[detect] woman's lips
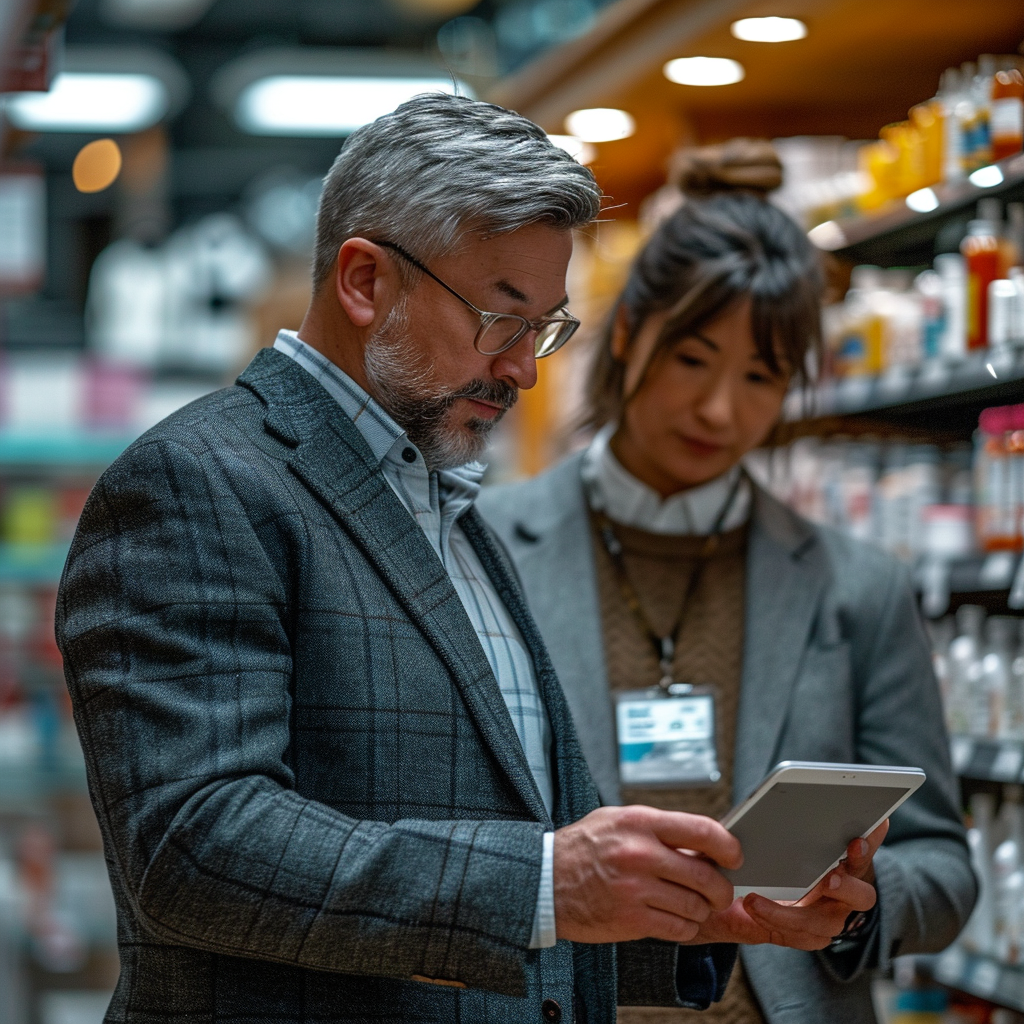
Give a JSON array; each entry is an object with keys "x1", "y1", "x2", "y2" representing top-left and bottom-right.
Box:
[{"x1": 678, "y1": 435, "x2": 727, "y2": 457}]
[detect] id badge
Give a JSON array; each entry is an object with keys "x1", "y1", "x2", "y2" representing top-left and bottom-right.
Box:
[{"x1": 615, "y1": 687, "x2": 720, "y2": 787}]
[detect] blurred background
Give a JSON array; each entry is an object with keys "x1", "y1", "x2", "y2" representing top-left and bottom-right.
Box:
[{"x1": 1, "y1": 0, "x2": 1024, "y2": 1021}]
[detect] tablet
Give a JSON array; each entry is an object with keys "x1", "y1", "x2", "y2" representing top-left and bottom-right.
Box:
[{"x1": 719, "y1": 761, "x2": 926, "y2": 900}]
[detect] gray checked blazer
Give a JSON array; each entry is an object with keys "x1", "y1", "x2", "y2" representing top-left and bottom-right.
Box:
[
  {"x1": 56, "y1": 348, "x2": 735, "y2": 1024},
  {"x1": 478, "y1": 452, "x2": 978, "y2": 1024}
]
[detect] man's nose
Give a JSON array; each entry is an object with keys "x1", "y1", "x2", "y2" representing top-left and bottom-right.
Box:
[{"x1": 491, "y1": 333, "x2": 539, "y2": 391}]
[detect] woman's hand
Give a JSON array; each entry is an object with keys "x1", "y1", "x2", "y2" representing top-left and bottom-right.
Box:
[{"x1": 683, "y1": 820, "x2": 888, "y2": 950}]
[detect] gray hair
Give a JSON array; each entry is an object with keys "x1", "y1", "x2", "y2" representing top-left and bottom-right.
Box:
[{"x1": 311, "y1": 92, "x2": 601, "y2": 289}]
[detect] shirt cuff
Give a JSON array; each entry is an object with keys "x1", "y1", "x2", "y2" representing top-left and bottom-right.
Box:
[{"x1": 529, "y1": 831, "x2": 556, "y2": 948}]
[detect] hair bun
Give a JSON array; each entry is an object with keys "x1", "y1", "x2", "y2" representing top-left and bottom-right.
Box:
[{"x1": 671, "y1": 138, "x2": 782, "y2": 198}]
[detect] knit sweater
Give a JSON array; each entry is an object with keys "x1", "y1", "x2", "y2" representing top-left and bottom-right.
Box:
[{"x1": 590, "y1": 514, "x2": 766, "y2": 1024}]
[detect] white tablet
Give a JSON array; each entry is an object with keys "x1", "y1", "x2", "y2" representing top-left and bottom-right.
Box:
[{"x1": 719, "y1": 761, "x2": 926, "y2": 900}]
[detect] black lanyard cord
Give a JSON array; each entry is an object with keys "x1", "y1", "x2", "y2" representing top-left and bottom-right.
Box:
[{"x1": 591, "y1": 468, "x2": 747, "y2": 691}]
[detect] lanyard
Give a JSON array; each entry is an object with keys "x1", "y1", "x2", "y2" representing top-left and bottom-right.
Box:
[{"x1": 589, "y1": 469, "x2": 746, "y2": 692}]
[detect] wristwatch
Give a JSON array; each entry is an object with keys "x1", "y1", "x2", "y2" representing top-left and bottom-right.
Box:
[{"x1": 828, "y1": 905, "x2": 878, "y2": 956}]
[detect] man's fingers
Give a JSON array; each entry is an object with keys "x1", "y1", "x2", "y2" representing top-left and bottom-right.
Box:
[
  {"x1": 742, "y1": 894, "x2": 846, "y2": 946},
  {"x1": 845, "y1": 819, "x2": 889, "y2": 875},
  {"x1": 653, "y1": 847, "x2": 736, "y2": 912},
  {"x1": 643, "y1": 907, "x2": 702, "y2": 945},
  {"x1": 647, "y1": 809, "x2": 743, "y2": 871}
]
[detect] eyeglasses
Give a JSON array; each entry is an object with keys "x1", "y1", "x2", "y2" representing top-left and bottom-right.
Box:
[{"x1": 374, "y1": 239, "x2": 580, "y2": 359}]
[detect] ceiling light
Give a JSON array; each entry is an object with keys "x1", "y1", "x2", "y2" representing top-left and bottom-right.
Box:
[
  {"x1": 663, "y1": 57, "x2": 744, "y2": 87},
  {"x1": 563, "y1": 107, "x2": 634, "y2": 143},
  {"x1": 730, "y1": 17, "x2": 807, "y2": 42},
  {"x1": 2, "y1": 72, "x2": 168, "y2": 132},
  {"x1": 236, "y1": 76, "x2": 463, "y2": 136},
  {"x1": 547, "y1": 134, "x2": 596, "y2": 164},
  {"x1": 906, "y1": 187, "x2": 939, "y2": 213},
  {"x1": 969, "y1": 164, "x2": 1005, "y2": 188}
]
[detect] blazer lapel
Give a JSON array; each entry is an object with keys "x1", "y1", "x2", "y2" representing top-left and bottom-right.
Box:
[
  {"x1": 733, "y1": 486, "x2": 829, "y2": 801},
  {"x1": 461, "y1": 509, "x2": 601, "y2": 827},
  {"x1": 239, "y1": 350, "x2": 548, "y2": 821}
]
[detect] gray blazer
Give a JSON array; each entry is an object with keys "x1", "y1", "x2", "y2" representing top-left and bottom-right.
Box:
[
  {"x1": 56, "y1": 350, "x2": 733, "y2": 1024},
  {"x1": 479, "y1": 452, "x2": 978, "y2": 1024}
]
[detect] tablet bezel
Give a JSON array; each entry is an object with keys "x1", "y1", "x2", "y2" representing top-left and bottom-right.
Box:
[{"x1": 719, "y1": 761, "x2": 927, "y2": 900}]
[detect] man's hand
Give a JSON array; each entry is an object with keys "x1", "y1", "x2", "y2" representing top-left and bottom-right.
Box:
[
  {"x1": 553, "y1": 805, "x2": 743, "y2": 944},
  {"x1": 683, "y1": 820, "x2": 889, "y2": 951}
]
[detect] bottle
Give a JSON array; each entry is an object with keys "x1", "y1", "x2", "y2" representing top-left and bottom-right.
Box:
[
  {"x1": 958, "y1": 62, "x2": 982, "y2": 174},
  {"x1": 991, "y1": 279, "x2": 1018, "y2": 350},
  {"x1": 914, "y1": 269, "x2": 944, "y2": 361},
  {"x1": 939, "y1": 67, "x2": 965, "y2": 182},
  {"x1": 962, "y1": 218, "x2": 1002, "y2": 350},
  {"x1": 934, "y1": 252, "x2": 967, "y2": 359},
  {"x1": 946, "y1": 604, "x2": 985, "y2": 736},
  {"x1": 910, "y1": 99, "x2": 944, "y2": 187},
  {"x1": 1011, "y1": 266, "x2": 1024, "y2": 347},
  {"x1": 985, "y1": 615, "x2": 1018, "y2": 736},
  {"x1": 964, "y1": 791, "x2": 997, "y2": 953},
  {"x1": 992, "y1": 64, "x2": 1024, "y2": 162},
  {"x1": 972, "y1": 55, "x2": 997, "y2": 168},
  {"x1": 977, "y1": 406, "x2": 1015, "y2": 551},
  {"x1": 1007, "y1": 202, "x2": 1024, "y2": 269}
]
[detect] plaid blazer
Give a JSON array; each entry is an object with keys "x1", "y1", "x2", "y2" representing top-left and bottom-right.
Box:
[{"x1": 56, "y1": 348, "x2": 732, "y2": 1023}]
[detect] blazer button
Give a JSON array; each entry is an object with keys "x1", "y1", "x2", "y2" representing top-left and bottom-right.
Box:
[{"x1": 541, "y1": 998, "x2": 562, "y2": 1022}]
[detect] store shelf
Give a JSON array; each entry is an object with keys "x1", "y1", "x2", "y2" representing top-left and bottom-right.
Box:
[
  {"x1": 0, "y1": 433, "x2": 134, "y2": 467},
  {"x1": 930, "y1": 945, "x2": 1024, "y2": 1012},
  {"x1": 950, "y1": 736, "x2": 1024, "y2": 784},
  {"x1": 785, "y1": 352, "x2": 1024, "y2": 423},
  {"x1": 814, "y1": 152, "x2": 1024, "y2": 267},
  {"x1": 0, "y1": 543, "x2": 70, "y2": 583}
]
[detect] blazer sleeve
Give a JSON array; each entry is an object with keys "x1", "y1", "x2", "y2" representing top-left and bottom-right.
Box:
[
  {"x1": 615, "y1": 939, "x2": 736, "y2": 1008},
  {"x1": 56, "y1": 436, "x2": 546, "y2": 997},
  {"x1": 819, "y1": 554, "x2": 978, "y2": 981}
]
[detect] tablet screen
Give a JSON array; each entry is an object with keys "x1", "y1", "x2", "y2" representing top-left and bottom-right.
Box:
[{"x1": 725, "y1": 781, "x2": 911, "y2": 888}]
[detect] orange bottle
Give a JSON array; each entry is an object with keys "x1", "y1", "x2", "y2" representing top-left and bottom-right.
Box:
[
  {"x1": 992, "y1": 67, "x2": 1024, "y2": 162},
  {"x1": 962, "y1": 219, "x2": 1002, "y2": 349}
]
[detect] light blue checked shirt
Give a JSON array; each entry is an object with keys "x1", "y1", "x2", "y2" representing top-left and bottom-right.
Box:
[{"x1": 274, "y1": 331, "x2": 556, "y2": 948}]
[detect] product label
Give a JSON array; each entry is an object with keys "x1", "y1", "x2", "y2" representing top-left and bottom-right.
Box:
[{"x1": 992, "y1": 98, "x2": 1024, "y2": 140}]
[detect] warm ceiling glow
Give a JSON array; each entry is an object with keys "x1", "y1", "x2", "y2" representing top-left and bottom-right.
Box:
[
  {"x1": 663, "y1": 57, "x2": 745, "y2": 87},
  {"x1": 3, "y1": 73, "x2": 168, "y2": 132},
  {"x1": 730, "y1": 17, "x2": 807, "y2": 42},
  {"x1": 72, "y1": 139, "x2": 123, "y2": 193},
  {"x1": 563, "y1": 108, "x2": 634, "y2": 143},
  {"x1": 236, "y1": 76, "x2": 464, "y2": 135},
  {"x1": 807, "y1": 220, "x2": 847, "y2": 251},
  {"x1": 547, "y1": 134, "x2": 596, "y2": 164}
]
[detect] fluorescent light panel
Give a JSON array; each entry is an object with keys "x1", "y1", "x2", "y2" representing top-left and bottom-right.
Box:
[
  {"x1": 663, "y1": 57, "x2": 745, "y2": 87},
  {"x1": 3, "y1": 72, "x2": 168, "y2": 132},
  {"x1": 236, "y1": 76, "x2": 462, "y2": 135},
  {"x1": 731, "y1": 17, "x2": 807, "y2": 42}
]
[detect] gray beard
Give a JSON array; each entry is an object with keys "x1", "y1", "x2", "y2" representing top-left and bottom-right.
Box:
[{"x1": 363, "y1": 302, "x2": 517, "y2": 471}]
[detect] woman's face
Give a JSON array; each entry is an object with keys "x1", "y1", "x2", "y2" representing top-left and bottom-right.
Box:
[{"x1": 610, "y1": 297, "x2": 791, "y2": 497}]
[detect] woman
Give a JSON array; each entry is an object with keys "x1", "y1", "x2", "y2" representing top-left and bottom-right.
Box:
[{"x1": 478, "y1": 166, "x2": 976, "y2": 1024}]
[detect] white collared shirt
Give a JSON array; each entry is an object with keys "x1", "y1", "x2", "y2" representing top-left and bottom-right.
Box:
[
  {"x1": 273, "y1": 331, "x2": 555, "y2": 948},
  {"x1": 581, "y1": 423, "x2": 752, "y2": 534}
]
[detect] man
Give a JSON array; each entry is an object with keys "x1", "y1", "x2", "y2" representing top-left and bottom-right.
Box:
[{"x1": 56, "y1": 94, "x2": 877, "y2": 1024}]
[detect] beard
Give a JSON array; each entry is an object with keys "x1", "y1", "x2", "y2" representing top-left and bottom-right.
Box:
[{"x1": 363, "y1": 300, "x2": 518, "y2": 471}]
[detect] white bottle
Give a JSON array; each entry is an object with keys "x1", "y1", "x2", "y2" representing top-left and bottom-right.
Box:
[
  {"x1": 947, "y1": 604, "x2": 985, "y2": 736},
  {"x1": 934, "y1": 253, "x2": 968, "y2": 360},
  {"x1": 985, "y1": 616, "x2": 1018, "y2": 738},
  {"x1": 964, "y1": 792, "x2": 997, "y2": 953}
]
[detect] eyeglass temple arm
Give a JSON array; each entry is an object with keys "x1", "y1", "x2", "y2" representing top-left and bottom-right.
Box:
[{"x1": 373, "y1": 240, "x2": 489, "y2": 317}]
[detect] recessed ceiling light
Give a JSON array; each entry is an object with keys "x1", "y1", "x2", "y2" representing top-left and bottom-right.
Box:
[
  {"x1": 236, "y1": 76, "x2": 464, "y2": 136},
  {"x1": 730, "y1": 17, "x2": 807, "y2": 42},
  {"x1": 663, "y1": 57, "x2": 745, "y2": 87},
  {"x1": 2, "y1": 73, "x2": 169, "y2": 132},
  {"x1": 547, "y1": 134, "x2": 596, "y2": 164},
  {"x1": 807, "y1": 220, "x2": 846, "y2": 251},
  {"x1": 563, "y1": 108, "x2": 634, "y2": 143},
  {"x1": 969, "y1": 164, "x2": 1005, "y2": 188}
]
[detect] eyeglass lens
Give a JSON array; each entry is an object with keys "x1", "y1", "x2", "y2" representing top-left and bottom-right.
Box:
[{"x1": 475, "y1": 315, "x2": 576, "y2": 358}]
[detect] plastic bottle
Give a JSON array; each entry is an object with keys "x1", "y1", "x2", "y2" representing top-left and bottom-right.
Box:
[
  {"x1": 946, "y1": 604, "x2": 985, "y2": 736},
  {"x1": 939, "y1": 67, "x2": 965, "y2": 182},
  {"x1": 992, "y1": 64, "x2": 1024, "y2": 162},
  {"x1": 914, "y1": 269, "x2": 945, "y2": 361},
  {"x1": 971, "y1": 55, "x2": 996, "y2": 169},
  {"x1": 964, "y1": 791, "x2": 997, "y2": 953},
  {"x1": 958, "y1": 62, "x2": 982, "y2": 174},
  {"x1": 1010, "y1": 266, "x2": 1024, "y2": 347},
  {"x1": 977, "y1": 406, "x2": 1015, "y2": 551},
  {"x1": 991, "y1": 279, "x2": 1018, "y2": 350},
  {"x1": 839, "y1": 266, "x2": 886, "y2": 375},
  {"x1": 962, "y1": 218, "x2": 1003, "y2": 350},
  {"x1": 934, "y1": 252, "x2": 967, "y2": 359},
  {"x1": 984, "y1": 615, "x2": 1018, "y2": 736}
]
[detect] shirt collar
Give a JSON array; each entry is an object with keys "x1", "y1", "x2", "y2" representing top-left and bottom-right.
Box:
[
  {"x1": 272, "y1": 330, "x2": 485, "y2": 504},
  {"x1": 581, "y1": 423, "x2": 751, "y2": 535}
]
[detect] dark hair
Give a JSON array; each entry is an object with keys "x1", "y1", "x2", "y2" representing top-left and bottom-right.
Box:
[{"x1": 583, "y1": 183, "x2": 822, "y2": 430}]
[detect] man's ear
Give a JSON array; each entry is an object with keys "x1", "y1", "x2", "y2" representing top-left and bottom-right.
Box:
[
  {"x1": 610, "y1": 304, "x2": 630, "y2": 362},
  {"x1": 334, "y1": 238, "x2": 390, "y2": 328}
]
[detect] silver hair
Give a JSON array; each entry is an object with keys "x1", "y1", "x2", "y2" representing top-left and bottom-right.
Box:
[{"x1": 312, "y1": 92, "x2": 601, "y2": 289}]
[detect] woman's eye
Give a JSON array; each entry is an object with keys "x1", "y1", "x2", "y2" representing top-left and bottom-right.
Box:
[{"x1": 676, "y1": 353, "x2": 705, "y2": 367}]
